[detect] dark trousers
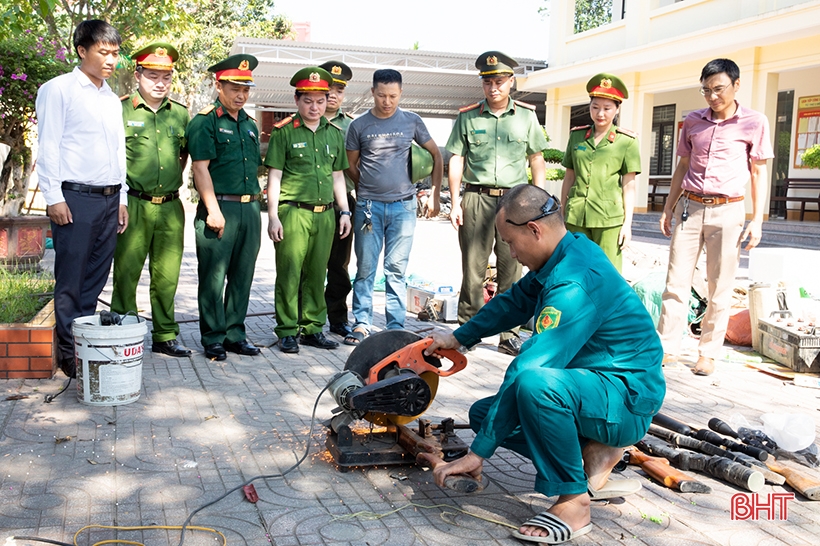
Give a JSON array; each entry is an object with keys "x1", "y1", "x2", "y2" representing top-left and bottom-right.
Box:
[
  {"x1": 324, "y1": 192, "x2": 355, "y2": 325},
  {"x1": 51, "y1": 190, "x2": 120, "y2": 364}
]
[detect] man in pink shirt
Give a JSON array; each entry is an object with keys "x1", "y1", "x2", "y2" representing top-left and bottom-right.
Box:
[{"x1": 657, "y1": 58, "x2": 773, "y2": 376}]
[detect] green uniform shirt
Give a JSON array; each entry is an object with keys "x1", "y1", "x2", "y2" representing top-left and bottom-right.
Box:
[
  {"x1": 122, "y1": 93, "x2": 189, "y2": 194},
  {"x1": 446, "y1": 99, "x2": 547, "y2": 187},
  {"x1": 327, "y1": 110, "x2": 355, "y2": 192},
  {"x1": 562, "y1": 124, "x2": 641, "y2": 228},
  {"x1": 186, "y1": 99, "x2": 262, "y2": 194},
  {"x1": 453, "y1": 232, "x2": 665, "y2": 458},
  {"x1": 263, "y1": 113, "x2": 349, "y2": 204}
]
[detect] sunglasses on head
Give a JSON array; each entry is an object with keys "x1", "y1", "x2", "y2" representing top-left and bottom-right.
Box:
[{"x1": 505, "y1": 196, "x2": 560, "y2": 226}]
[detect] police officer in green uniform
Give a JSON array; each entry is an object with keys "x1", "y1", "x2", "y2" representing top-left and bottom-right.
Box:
[
  {"x1": 186, "y1": 54, "x2": 262, "y2": 360},
  {"x1": 318, "y1": 60, "x2": 356, "y2": 338},
  {"x1": 112, "y1": 42, "x2": 192, "y2": 357},
  {"x1": 561, "y1": 73, "x2": 641, "y2": 273},
  {"x1": 425, "y1": 185, "x2": 665, "y2": 544},
  {"x1": 446, "y1": 51, "x2": 548, "y2": 356},
  {"x1": 264, "y1": 67, "x2": 351, "y2": 353}
]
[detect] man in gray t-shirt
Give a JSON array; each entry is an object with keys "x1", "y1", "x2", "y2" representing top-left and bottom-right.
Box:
[{"x1": 344, "y1": 68, "x2": 443, "y2": 344}]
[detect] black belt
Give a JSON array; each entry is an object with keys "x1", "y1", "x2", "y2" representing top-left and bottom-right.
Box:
[
  {"x1": 128, "y1": 189, "x2": 180, "y2": 204},
  {"x1": 216, "y1": 194, "x2": 258, "y2": 203},
  {"x1": 62, "y1": 182, "x2": 121, "y2": 196},
  {"x1": 282, "y1": 201, "x2": 332, "y2": 213},
  {"x1": 391, "y1": 194, "x2": 415, "y2": 203},
  {"x1": 464, "y1": 184, "x2": 509, "y2": 197}
]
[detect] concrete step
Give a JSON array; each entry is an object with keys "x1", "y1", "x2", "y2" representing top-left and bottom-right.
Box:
[{"x1": 632, "y1": 213, "x2": 820, "y2": 250}]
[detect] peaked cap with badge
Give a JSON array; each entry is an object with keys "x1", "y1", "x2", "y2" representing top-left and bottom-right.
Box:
[
  {"x1": 290, "y1": 66, "x2": 333, "y2": 93},
  {"x1": 132, "y1": 42, "x2": 178, "y2": 70},
  {"x1": 476, "y1": 51, "x2": 518, "y2": 77},
  {"x1": 587, "y1": 73, "x2": 629, "y2": 103},
  {"x1": 318, "y1": 61, "x2": 353, "y2": 87},
  {"x1": 209, "y1": 54, "x2": 258, "y2": 86}
]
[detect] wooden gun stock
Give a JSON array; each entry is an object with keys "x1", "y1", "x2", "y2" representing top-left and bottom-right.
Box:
[
  {"x1": 766, "y1": 459, "x2": 820, "y2": 501},
  {"x1": 627, "y1": 448, "x2": 711, "y2": 493}
]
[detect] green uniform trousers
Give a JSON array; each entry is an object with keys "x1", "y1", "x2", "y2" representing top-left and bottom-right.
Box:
[
  {"x1": 458, "y1": 191, "x2": 522, "y2": 341},
  {"x1": 566, "y1": 223, "x2": 623, "y2": 272},
  {"x1": 111, "y1": 196, "x2": 185, "y2": 342},
  {"x1": 469, "y1": 367, "x2": 651, "y2": 497},
  {"x1": 275, "y1": 204, "x2": 335, "y2": 338},
  {"x1": 194, "y1": 200, "x2": 261, "y2": 345}
]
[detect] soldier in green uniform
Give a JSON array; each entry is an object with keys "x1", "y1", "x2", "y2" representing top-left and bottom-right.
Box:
[
  {"x1": 560, "y1": 73, "x2": 641, "y2": 273},
  {"x1": 264, "y1": 67, "x2": 351, "y2": 354},
  {"x1": 446, "y1": 51, "x2": 548, "y2": 356},
  {"x1": 186, "y1": 54, "x2": 263, "y2": 360},
  {"x1": 112, "y1": 43, "x2": 191, "y2": 357},
  {"x1": 318, "y1": 60, "x2": 356, "y2": 338}
]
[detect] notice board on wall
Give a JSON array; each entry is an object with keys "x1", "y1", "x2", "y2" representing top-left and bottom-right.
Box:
[{"x1": 795, "y1": 95, "x2": 820, "y2": 168}]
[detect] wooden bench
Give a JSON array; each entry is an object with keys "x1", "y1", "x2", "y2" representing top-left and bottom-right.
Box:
[
  {"x1": 647, "y1": 178, "x2": 672, "y2": 211},
  {"x1": 769, "y1": 178, "x2": 820, "y2": 221}
]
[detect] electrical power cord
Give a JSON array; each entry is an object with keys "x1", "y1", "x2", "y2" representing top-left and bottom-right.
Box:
[{"x1": 9, "y1": 384, "x2": 330, "y2": 546}]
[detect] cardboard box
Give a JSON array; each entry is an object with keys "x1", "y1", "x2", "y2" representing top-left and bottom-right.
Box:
[{"x1": 406, "y1": 287, "x2": 459, "y2": 322}]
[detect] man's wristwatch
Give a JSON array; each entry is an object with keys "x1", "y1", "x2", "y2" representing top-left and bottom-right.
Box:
[{"x1": 340, "y1": 210, "x2": 352, "y2": 216}]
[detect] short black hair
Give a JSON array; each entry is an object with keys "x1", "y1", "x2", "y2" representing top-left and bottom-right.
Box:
[
  {"x1": 497, "y1": 184, "x2": 564, "y2": 227},
  {"x1": 73, "y1": 19, "x2": 121, "y2": 57},
  {"x1": 373, "y1": 69, "x2": 402, "y2": 88},
  {"x1": 700, "y1": 58, "x2": 740, "y2": 84},
  {"x1": 295, "y1": 90, "x2": 329, "y2": 100}
]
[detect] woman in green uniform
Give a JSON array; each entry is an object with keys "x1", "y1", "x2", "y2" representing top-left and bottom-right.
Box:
[{"x1": 560, "y1": 73, "x2": 641, "y2": 272}]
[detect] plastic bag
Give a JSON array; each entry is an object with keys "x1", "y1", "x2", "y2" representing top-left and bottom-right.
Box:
[
  {"x1": 725, "y1": 308, "x2": 753, "y2": 346},
  {"x1": 760, "y1": 412, "x2": 816, "y2": 452}
]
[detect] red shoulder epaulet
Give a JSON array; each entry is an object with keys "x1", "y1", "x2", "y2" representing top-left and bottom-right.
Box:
[
  {"x1": 459, "y1": 102, "x2": 481, "y2": 113},
  {"x1": 570, "y1": 125, "x2": 591, "y2": 131},
  {"x1": 616, "y1": 127, "x2": 638, "y2": 138},
  {"x1": 273, "y1": 115, "x2": 294, "y2": 129},
  {"x1": 514, "y1": 100, "x2": 536, "y2": 110},
  {"x1": 120, "y1": 94, "x2": 130, "y2": 102}
]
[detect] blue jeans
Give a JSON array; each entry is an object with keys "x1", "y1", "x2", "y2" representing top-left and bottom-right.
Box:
[{"x1": 352, "y1": 196, "x2": 417, "y2": 331}]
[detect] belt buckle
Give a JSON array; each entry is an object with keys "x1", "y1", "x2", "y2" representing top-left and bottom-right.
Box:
[
  {"x1": 313, "y1": 205, "x2": 325, "y2": 213},
  {"x1": 151, "y1": 195, "x2": 164, "y2": 204},
  {"x1": 240, "y1": 194, "x2": 251, "y2": 203},
  {"x1": 702, "y1": 197, "x2": 715, "y2": 205},
  {"x1": 489, "y1": 188, "x2": 503, "y2": 197}
]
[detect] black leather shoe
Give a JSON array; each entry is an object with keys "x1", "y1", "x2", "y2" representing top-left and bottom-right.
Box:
[
  {"x1": 329, "y1": 322, "x2": 353, "y2": 337},
  {"x1": 300, "y1": 332, "x2": 339, "y2": 350},
  {"x1": 59, "y1": 357, "x2": 77, "y2": 379},
  {"x1": 152, "y1": 339, "x2": 193, "y2": 357},
  {"x1": 204, "y1": 343, "x2": 227, "y2": 361},
  {"x1": 279, "y1": 335, "x2": 299, "y2": 353},
  {"x1": 224, "y1": 339, "x2": 261, "y2": 356},
  {"x1": 498, "y1": 337, "x2": 522, "y2": 356}
]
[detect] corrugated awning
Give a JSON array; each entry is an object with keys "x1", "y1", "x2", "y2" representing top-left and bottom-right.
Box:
[{"x1": 230, "y1": 38, "x2": 548, "y2": 120}]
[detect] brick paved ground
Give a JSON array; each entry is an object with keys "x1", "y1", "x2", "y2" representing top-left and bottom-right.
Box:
[{"x1": 1, "y1": 214, "x2": 818, "y2": 545}]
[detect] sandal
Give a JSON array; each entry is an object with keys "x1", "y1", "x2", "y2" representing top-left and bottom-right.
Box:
[
  {"x1": 343, "y1": 327, "x2": 368, "y2": 346},
  {"x1": 511, "y1": 512, "x2": 592, "y2": 544}
]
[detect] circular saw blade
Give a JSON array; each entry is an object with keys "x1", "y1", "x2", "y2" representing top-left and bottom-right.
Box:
[{"x1": 344, "y1": 330, "x2": 440, "y2": 425}]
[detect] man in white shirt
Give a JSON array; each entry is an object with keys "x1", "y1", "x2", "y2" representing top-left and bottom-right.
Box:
[{"x1": 35, "y1": 20, "x2": 128, "y2": 378}]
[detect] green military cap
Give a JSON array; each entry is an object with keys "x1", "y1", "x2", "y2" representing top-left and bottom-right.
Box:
[
  {"x1": 587, "y1": 73, "x2": 629, "y2": 102},
  {"x1": 318, "y1": 61, "x2": 353, "y2": 87},
  {"x1": 409, "y1": 143, "x2": 434, "y2": 182},
  {"x1": 132, "y1": 42, "x2": 178, "y2": 70},
  {"x1": 290, "y1": 66, "x2": 333, "y2": 92},
  {"x1": 476, "y1": 51, "x2": 518, "y2": 77},
  {"x1": 208, "y1": 54, "x2": 258, "y2": 86}
]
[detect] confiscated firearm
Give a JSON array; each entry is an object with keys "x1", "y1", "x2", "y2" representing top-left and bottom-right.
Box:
[
  {"x1": 637, "y1": 435, "x2": 764, "y2": 492},
  {"x1": 625, "y1": 447, "x2": 711, "y2": 493},
  {"x1": 653, "y1": 413, "x2": 769, "y2": 461},
  {"x1": 708, "y1": 417, "x2": 777, "y2": 454}
]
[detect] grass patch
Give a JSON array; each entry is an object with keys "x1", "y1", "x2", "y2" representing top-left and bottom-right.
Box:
[{"x1": 0, "y1": 268, "x2": 55, "y2": 323}]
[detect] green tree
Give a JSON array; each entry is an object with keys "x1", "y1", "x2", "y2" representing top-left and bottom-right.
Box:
[{"x1": 539, "y1": 0, "x2": 613, "y2": 33}]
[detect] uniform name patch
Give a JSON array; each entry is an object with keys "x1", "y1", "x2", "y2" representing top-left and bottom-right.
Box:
[
  {"x1": 127, "y1": 120, "x2": 144, "y2": 127},
  {"x1": 535, "y1": 306, "x2": 561, "y2": 333},
  {"x1": 218, "y1": 128, "x2": 234, "y2": 134},
  {"x1": 472, "y1": 129, "x2": 486, "y2": 134},
  {"x1": 292, "y1": 142, "x2": 307, "y2": 148},
  {"x1": 576, "y1": 145, "x2": 587, "y2": 151}
]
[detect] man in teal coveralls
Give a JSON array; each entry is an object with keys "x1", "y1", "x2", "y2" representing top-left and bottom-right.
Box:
[
  {"x1": 425, "y1": 184, "x2": 665, "y2": 544},
  {"x1": 112, "y1": 42, "x2": 192, "y2": 357},
  {"x1": 264, "y1": 66, "x2": 352, "y2": 353},
  {"x1": 186, "y1": 54, "x2": 263, "y2": 361}
]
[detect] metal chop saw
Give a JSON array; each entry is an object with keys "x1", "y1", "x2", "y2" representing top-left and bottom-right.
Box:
[{"x1": 325, "y1": 330, "x2": 471, "y2": 469}]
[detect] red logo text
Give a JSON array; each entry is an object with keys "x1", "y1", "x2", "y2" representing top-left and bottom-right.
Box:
[{"x1": 731, "y1": 493, "x2": 794, "y2": 520}]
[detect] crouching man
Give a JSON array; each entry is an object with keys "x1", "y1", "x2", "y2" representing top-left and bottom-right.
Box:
[{"x1": 424, "y1": 184, "x2": 666, "y2": 544}]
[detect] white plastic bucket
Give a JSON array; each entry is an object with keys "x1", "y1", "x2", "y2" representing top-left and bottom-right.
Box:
[{"x1": 72, "y1": 314, "x2": 147, "y2": 406}]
